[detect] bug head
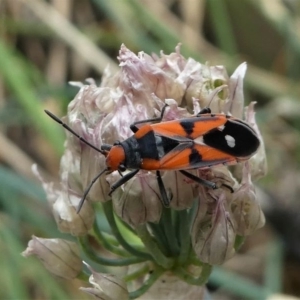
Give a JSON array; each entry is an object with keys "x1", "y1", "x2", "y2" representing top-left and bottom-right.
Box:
[{"x1": 105, "y1": 144, "x2": 125, "y2": 171}]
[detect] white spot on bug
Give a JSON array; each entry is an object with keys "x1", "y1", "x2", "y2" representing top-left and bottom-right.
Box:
[
  {"x1": 194, "y1": 136, "x2": 204, "y2": 145},
  {"x1": 225, "y1": 135, "x2": 235, "y2": 148},
  {"x1": 218, "y1": 125, "x2": 225, "y2": 131}
]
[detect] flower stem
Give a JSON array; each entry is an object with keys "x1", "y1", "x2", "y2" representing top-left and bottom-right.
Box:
[
  {"x1": 177, "y1": 209, "x2": 192, "y2": 264},
  {"x1": 78, "y1": 236, "x2": 146, "y2": 266},
  {"x1": 77, "y1": 271, "x2": 89, "y2": 281},
  {"x1": 148, "y1": 222, "x2": 170, "y2": 255},
  {"x1": 234, "y1": 235, "x2": 245, "y2": 250},
  {"x1": 160, "y1": 207, "x2": 179, "y2": 255},
  {"x1": 128, "y1": 267, "x2": 164, "y2": 299},
  {"x1": 93, "y1": 221, "x2": 131, "y2": 257},
  {"x1": 174, "y1": 263, "x2": 212, "y2": 285},
  {"x1": 102, "y1": 201, "x2": 152, "y2": 260},
  {"x1": 123, "y1": 264, "x2": 150, "y2": 282},
  {"x1": 135, "y1": 224, "x2": 174, "y2": 269}
]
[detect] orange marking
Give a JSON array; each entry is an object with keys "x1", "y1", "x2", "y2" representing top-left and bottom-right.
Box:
[
  {"x1": 151, "y1": 115, "x2": 227, "y2": 139},
  {"x1": 156, "y1": 145, "x2": 236, "y2": 170},
  {"x1": 193, "y1": 144, "x2": 235, "y2": 164},
  {"x1": 158, "y1": 148, "x2": 192, "y2": 170},
  {"x1": 141, "y1": 158, "x2": 161, "y2": 170},
  {"x1": 190, "y1": 115, "x2": 227, "y2": 139},
  {"x1": 134, "y1": 124, "x2": 152, "y2": 139}
]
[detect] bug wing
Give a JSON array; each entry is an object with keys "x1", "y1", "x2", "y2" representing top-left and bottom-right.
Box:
[
  {"x1": 149, "y1": 115, "x2": 236, "y2": 170},
  {"x1": 158, "y1": 143, "x2": 237, "y2": 170},
  {"x1": 151, "y1": 115, "x2": 227, "y2": 140}
]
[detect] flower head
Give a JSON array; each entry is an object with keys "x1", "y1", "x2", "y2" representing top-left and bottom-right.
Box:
[{"x1": 27, "y1": 44, "x2": 266, "y2": 298}]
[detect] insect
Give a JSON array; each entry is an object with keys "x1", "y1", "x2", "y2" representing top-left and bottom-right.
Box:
[{"x1": 45, "y1": 105, "x2": 260, "y2": 212}]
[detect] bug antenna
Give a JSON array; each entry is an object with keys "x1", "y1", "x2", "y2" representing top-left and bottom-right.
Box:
[
  {"x1": 76, "y1": 168, "x2": 108, "y2": 213},
  {"x1": 45, "y1": 110, "x2": 106, "y2": 155},
  {"x1": 221, "y1": 183, "x2": 234, "y2": 193}
]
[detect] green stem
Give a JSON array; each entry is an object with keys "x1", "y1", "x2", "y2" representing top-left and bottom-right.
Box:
[
  {"x1": 234, "y1": 235, "x2": 246, "y2": 251},
  {"x1": 93, "y1": 221, "x2": 130, "y2": 257},
  {"x1": 160, "y1": 207, "x2": 179, "y2": 256},
  {"x1": 188, "y1": 254, "x2": 202, "y2": 266},
  {"x1": 177, "y1": 209, "x2": 192, "y2": 264},
  {"x1": 124, "y1": 264, "x2": 150, "y2": 282},
  {"x1": 77, "y1": 271, "x2": 89, "y2": 281},
  {"x1": 102, "y1": 201, "x2": 152, "y2": 260},
  {"x1": 129, "y1": 267, "x2": 164, "y2": 299},
  {"x1": 135, "y1": 224, "x2": 174, "y2": 269},
  {"x1": 116, "y1": 214, "x2": 139, "y2": 236},
  {"x1": 101, "y1": 232, "x2": 119, "y2": 246},
  {"x1": 148, "y1": 222, "x2": 170, "y2": 256},
  {"x1": 78, "y1": 236, "x2": 146, "y2": 266},
  {"x1": 174, "y1": 263, "x2": 212, "y2": 286}
]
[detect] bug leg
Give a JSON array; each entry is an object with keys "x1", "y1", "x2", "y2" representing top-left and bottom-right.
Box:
[
  {"x1": 180, "y1": 170, "x2": 234, "y2": 192},
  {"x1": 77, "y1": 168, "x2": 108, "y2": 213},
  {"x1": 220, "y1": 183, "x2": 234, "y2": 193},
  {"x1": 156, "y1": 171, "x2": 171, "y2": 207},
  {"x1": 108, "y1": 169, "x2": 140, "y2": 195},
  {"x1": 179, "y1": 170, "x2": 217, "y2": 189},
  {"x1": 130, "y1": 104, "x2": 168, "y2": 133}
]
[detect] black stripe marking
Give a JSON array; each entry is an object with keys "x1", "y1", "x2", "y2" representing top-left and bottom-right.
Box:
[
  {"x1": 180, "y1": 120, "x2": 194, "y2": 135},
  {"x1": 203, "y1": 119, "x2": 260, "y2": 157},
  {"x1": 156, "y1": 135, "x2": 180, "y2": 159},
  {"x1": 137, "y1": 130, "x2": 159, "y2": 160},
  {"x1": 189, "y1": 147, "x2": 202, "y2": 164}
]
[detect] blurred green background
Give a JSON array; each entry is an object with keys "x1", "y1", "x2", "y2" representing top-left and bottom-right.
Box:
[{"x1": 1, "y1": 0, "x2": 300, "y2": 299}]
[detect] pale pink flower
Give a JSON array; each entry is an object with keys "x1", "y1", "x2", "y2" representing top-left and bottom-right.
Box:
[
  {"x1": 80, "y1": 262, "x2": 129, "y2": 300},
  {"x1": 22, "y1": 236, "x2": 82, "y2": 279},
  {"x1": 230, "y1": 161, "x2": 265, "y2": 236},
  {"x1": 192, "y1": 188, "x2": 235, "y2": 265},
  {"x1": 28, "y1": 44, "x2": 266, "y2": 299}
]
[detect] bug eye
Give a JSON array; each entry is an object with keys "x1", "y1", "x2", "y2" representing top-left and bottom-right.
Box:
[
  {"x1": 119, "y1": 164, "x2": 126, "y2": 172},
  {"x1": 101, "y1": 144, "x2": 112, "y2": 151}
]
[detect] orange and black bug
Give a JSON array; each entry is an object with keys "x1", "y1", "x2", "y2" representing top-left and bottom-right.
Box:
[{"x1": 45, "y1": 105, "x2": 260, "y2": 212}]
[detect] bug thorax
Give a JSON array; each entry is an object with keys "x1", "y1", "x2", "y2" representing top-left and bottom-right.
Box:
[{"x1": 106, "y1": 145, "x2": 126, "y2": 170}]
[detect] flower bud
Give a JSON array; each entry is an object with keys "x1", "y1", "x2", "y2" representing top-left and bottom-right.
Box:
[
  {"x1": 200, "y1": 166, "x2": 238, "y2": 190},
  {"x1": 230, "y1": 162, "x2": 265, "y2": 236},
  {"x1": 192, "y1": 188, "x2": 235, "y2": 265},
  {"x1": 185, "y1": 64, "x2": 229, "y2": 113},
  {"x1": 163, "y1": 171, "x2": 196, "y2": 210},
  {"x1": 245, "y1": 102, "x2": 267, "y2": 180},
  {"x1": 32, "y1": 165, "x2": 95, "y2": 236},
  {"x1": 160, "y1": 98, "x2": 191, "y2": 121},
  {"x1": 118, "y1": 44, "x2": 185, "y2": 106},
  {"x1": 22, "y1": 236, "x2": 82, "y2": 279},
  {"x1": 224, "y1": 62, "x2": 247, "y2": 118},
  {"x1": 109, "y1": 171, "x2": 162, "y2": 226},
  {"x1": 80, "y1": 262, "x2": 129, "y2": 300}
]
